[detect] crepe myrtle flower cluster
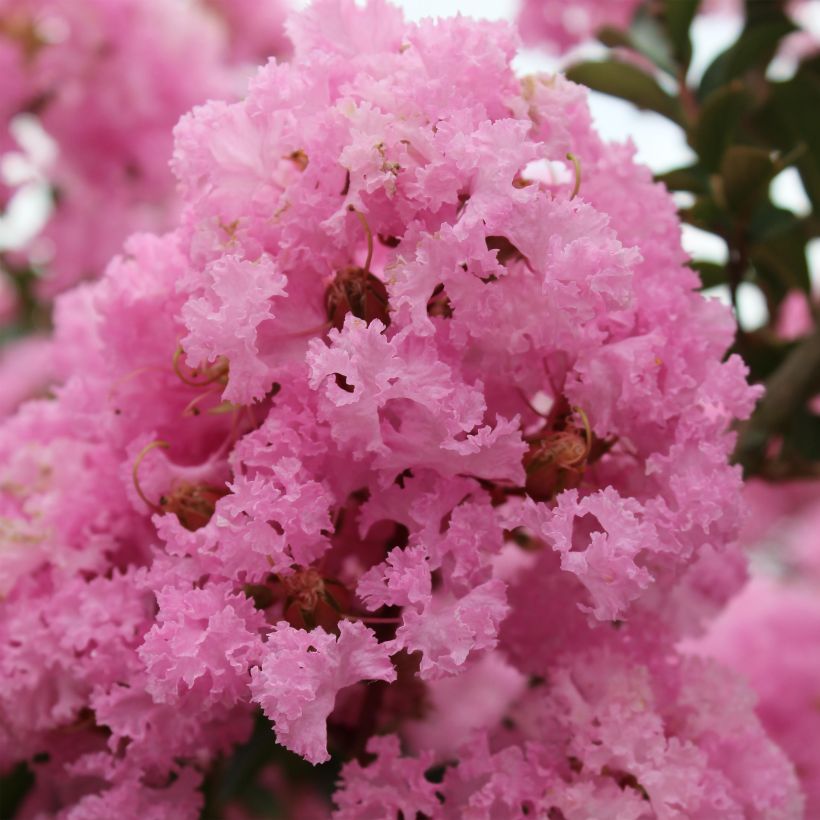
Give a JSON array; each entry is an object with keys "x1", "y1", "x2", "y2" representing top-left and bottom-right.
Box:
[
  {"x1": 0, "y1": 1, "x2": 803, "y2": 817},
  {"x1": 0, "y1": 0, "x2": 288, "y2": 300}
]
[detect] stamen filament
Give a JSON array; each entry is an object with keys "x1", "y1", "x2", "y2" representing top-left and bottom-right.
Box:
[
  {"x1": 107, "y1": 365, "x2": 165, "y2": 401},
  {"x1": 132, "y1": 440, "x2": 170, "y2": 513},
  {"x1": 567, "y1": 152, "x2": 581, "y2": 200},
  {"x1": 572, "y1": 406, "x2": 592, "y2": 457},
  {"x1": 173, "y1": 345, "x2": 227, "y2": 387},
  {"x1": 350, "y1": 207, "x2": 374, "y2": 274}
]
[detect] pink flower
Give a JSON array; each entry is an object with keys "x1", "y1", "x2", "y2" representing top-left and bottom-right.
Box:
[
  {"x1": 139, "y1": 583, "x2": 265, "y2": 707},
  {"x1": 334, "y1": 735, "x2": 439, "y2": 819},
  {"x1": 0, "y1": 0, "x2": 285, "y2": 301},
  {"x1": 518, "y1": 0, "x2": 642, "y2": 52},
  {"x1": 0, "y1": 1, "x2": 784, "y2": 814},
  {"x1": 250, "y1": 621, "x2": 396, "y2": 764}
]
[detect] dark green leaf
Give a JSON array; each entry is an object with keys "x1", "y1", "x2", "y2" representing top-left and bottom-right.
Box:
[
  {"x1": 761, "y1": 62, "x2": 820, "y2": 210},
  {"x1": 744, "y1": 0, "x2": 794, "y2": 27},
  {"x1": 780, "y1": 406, "x2": 820, "y2": 461},
  {"x1": 733, "y1": 332, "x2": 797, "y2": 384},
  {"x1": 680, "y1": 195, "x2": 731, "y2": 232},
  {"x1": 690, "y1": 260, "x2": 728, "y2": 289},
  {"x1": 698, "y1": 12, "x2": 796, "y2": 99},
  {"x1": 748, "y1": 202, "x2": 805, "y2": 243},
  {"x1": 628, "y1": 9, "x2": 677, "y2": 75},
  {"x1": 597, "y1": 26, "x2": 632, "y2": 50},
  {"x1": 693, "y1": 82, "x2": 750, "y2": 170},
  {"x1": 597, "y1": 10, "x2": 677, "y2": 76},
  {"x1": 747, "y1": 202, "x2": 812, "y2": 312},
  {"x1": 662, "y1": 0, "x2": 700, "y2": 66},
  {"x1": 655, "y1": 165, "x2": 708, "y2": 193},
  {"x1": 565, "y1": 61, "x2": 683, "y2": 124},
  {"x1": 718, "y1": 146, "x2": 776, "y2": 218},
  {"x1": 750, "y1": 226, "x2": 811, "y2": 304},
  {"x1": 799, "y1": 53, "x2": 820, "y2": 81},
  {"x1": 201, "y1": 712, "x2": 337, "y2": 819}
]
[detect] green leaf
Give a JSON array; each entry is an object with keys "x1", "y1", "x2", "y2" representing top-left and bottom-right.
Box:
[
  {"x1": 662, "y1": 0, "x2": 700, "y2": 67},
  {"x1": 751, "y1": 243, "x2": 809, "y2": 310},
  {"x1": 740, "y1": 204, "x2": 811, "y2": 316},
  {"x1": 201, "y1": 712, "x2": 337, "y2": 819},
  {"x1": 698, "y1": 12, "x2": 796, "y2": 99},
  {"x1": 690, "y1": 259, "x2": 728, "y2": 289},
  {"x1": 780, "y1": 406, "x2": 820, "y2": 462},
  {"x1": 761, "y1": 61, "x2": 820, "y2": 210},
  {"x1": 799, "y1": 53, "x2": 820, "y2": 80},
  {"x1": 597, "y1": 10, "x2": 677, "y2": 76},
  {"x1": 749, "y1": 202, "x2": 806, "y2": 243},
  {"x1": 680, "y1": 195, "x2": 731, "y2": 233},
  {"x1": 655, "y1": 165, "x2": 708, "y2": 193},
  {"x1": 734, "y1": 333, "x2": 797, "y2": 385},
  {"x1": 628, "y1": 9, "x2": 677, "y2": 75},
  {"x1": 693, "y1": 82, "x2": 750, "y2": 171},
  {"x1": 718, "y1": 146, "x2": 776, "y2": 218},
  {"x1": 744, "y1": 0, "x2": 793, "y2": 27},
  {"x1": 565, "y1": 60, "x2": 683, "y2": 124},
  {"x1": 597, "y1": 26, "x2": 629, "y2": 48}
]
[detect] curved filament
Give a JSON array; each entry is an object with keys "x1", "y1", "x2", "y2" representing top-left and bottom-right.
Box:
[
  {"x1": 173, "y1": 345, "x2": 228, "y2": 388},
  {"x1": 132, "y1": 440, "x2": 170, "y2": 513}
]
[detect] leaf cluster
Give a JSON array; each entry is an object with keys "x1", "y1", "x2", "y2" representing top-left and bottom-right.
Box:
[{"x1": 566, "y1": 0, "x2": 820, "y2": 480}]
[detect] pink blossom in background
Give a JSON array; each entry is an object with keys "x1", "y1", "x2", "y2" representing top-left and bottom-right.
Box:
[
  {"x1": 204, "y1": 0, "x2": 291, "y2": 62},
  {"x1": 518, "y1": 0, "x2": 641, "y2": 52},
  {"x1": 0, "y1": 333, "x2": 53, "y2": 418},
  {"x1": 0, "y1": 0, "x2": 289, "y2": 299},
  {"x1": 688, "y1": 478, "x2": 820, "y2": 813},
  {"x1": 694, "y1": 576, "x2": 820, "y2": 816},
  {"x1": 518, "y1": 0, "x2": 816, "y2": 55},
  {"x1": 0, "y1": 0, "x2": 808, "y2": 816},
  {"x1": 777, "y1": 290, "x2": 814, "y2": 341},
  {"x1": 740, "y1": 478, "x2": 820, "y2": 550}
]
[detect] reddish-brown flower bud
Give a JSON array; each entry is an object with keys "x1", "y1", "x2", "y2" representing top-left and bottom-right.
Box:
[
  {"x1": 524, "y1": 430, "x2": 589, "y2": 502},
  {"x1": 325, "y1": 266, "x2": 391, "y2": 330},
  {"x1": 523, "y1": 407, "x2": 592, "y2": 502},
  {"x1": 279, "y1": 567, "x2": 351, "y2": 632},
  {"x1": 427, "y1": 283, "x2": 453, "y2": 318},
  {"x1": 159, "y1": 481, "x2": 229, "y2": 531}
]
